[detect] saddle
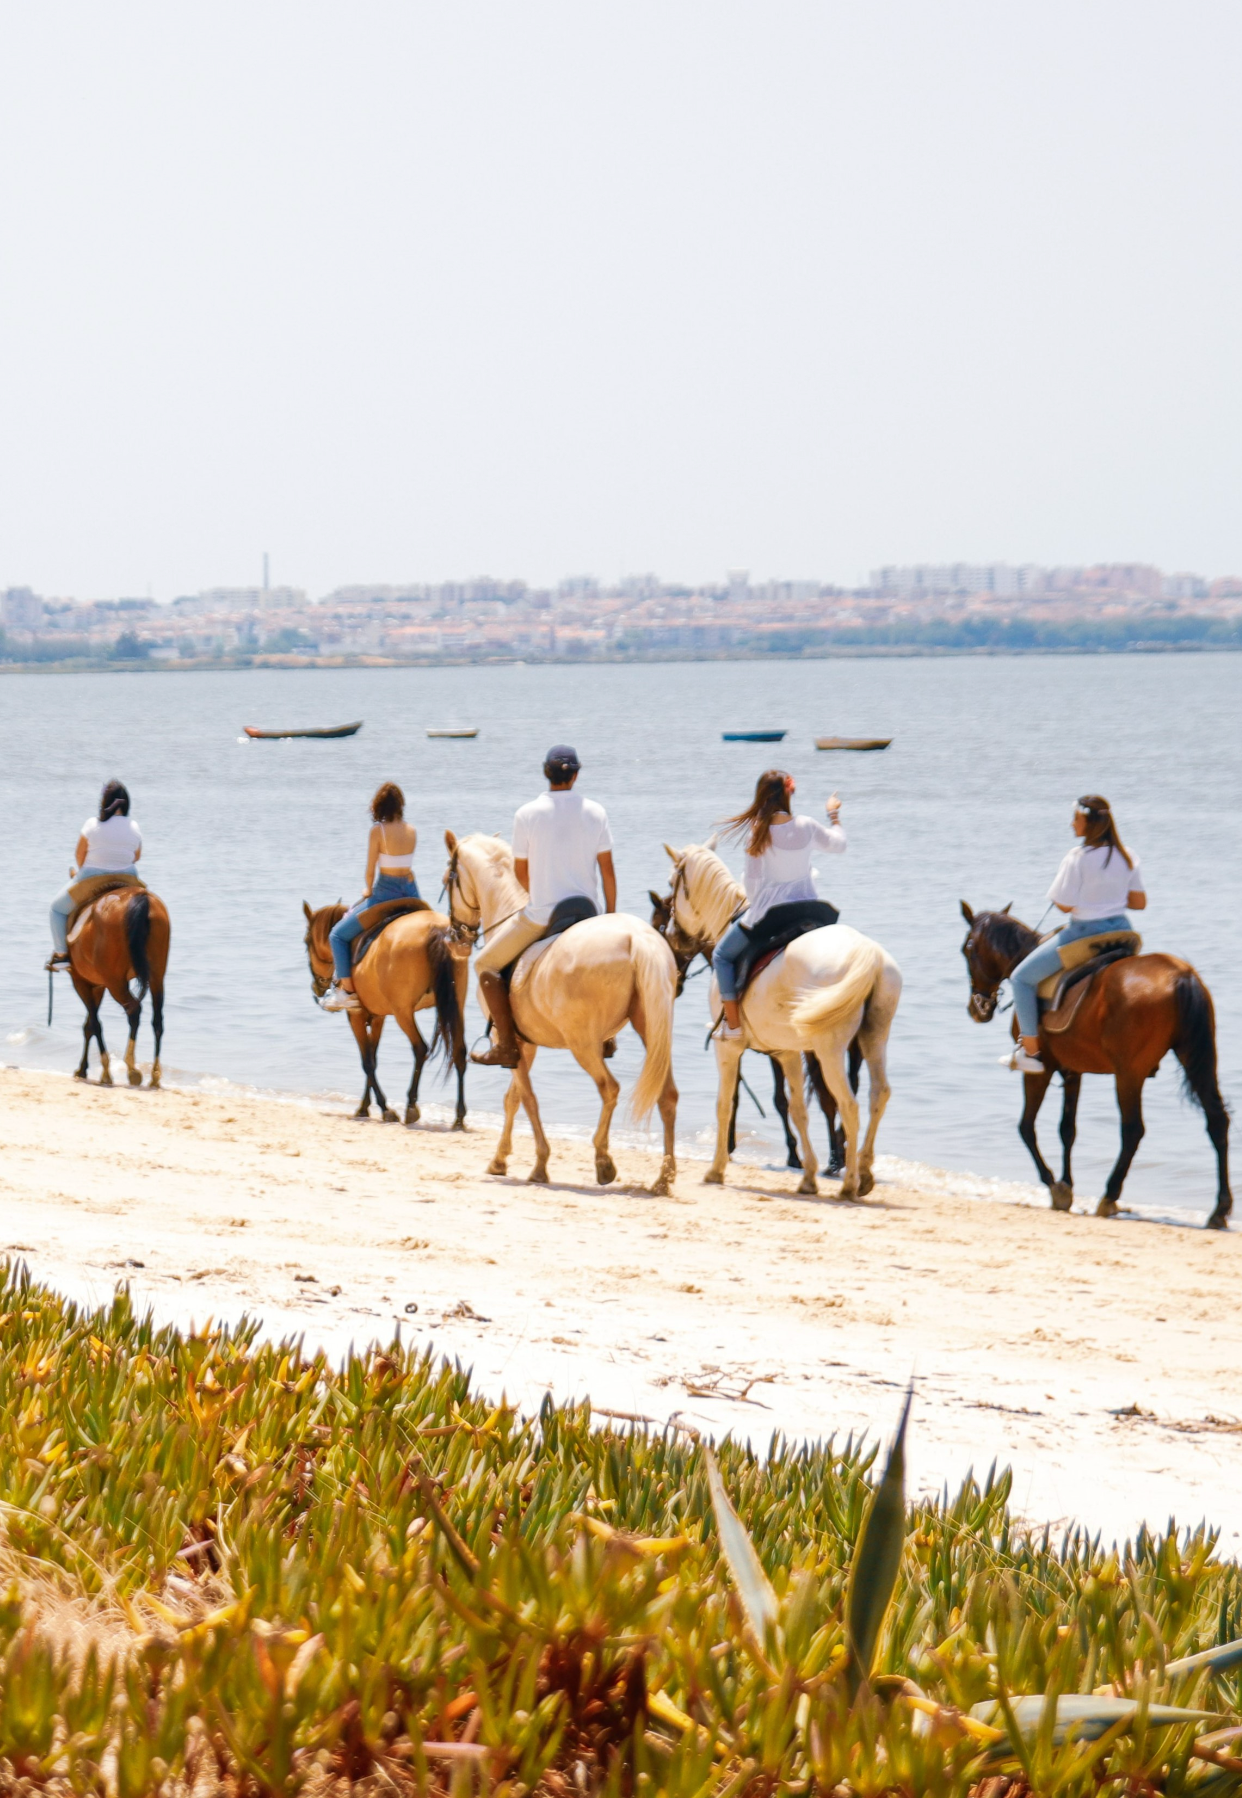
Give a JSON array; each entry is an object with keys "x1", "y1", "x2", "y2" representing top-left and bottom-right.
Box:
[
  {"x1": 727, "y1": 899, "x2": 840, "y2": 999},
  {"x1": 350, "y1": 897, "x2": 432, "y2": 968},
  {"x1": 500, "y1": 895, "x2": 598, "y2": 987},
  {"x1": 1037, "y1": 930, "x2": 1142, "y2": 1035},
  {"x1": 66, "y1": 872, "x2": 145, "y2": 945}
]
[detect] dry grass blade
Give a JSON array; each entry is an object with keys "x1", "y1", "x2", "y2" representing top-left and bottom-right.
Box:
[
  {"x1": 704, "y1": 1446, "x2": 777, "y2": 1649},
  {"x1": 971, "y1": 1693, "x2": 1220, "y2": 1747},
  {"x1": 1166, "y1": 1635, "x2": 1242, "y2": 1679},
  {"x1": 844, "y1": 1381, "x2": 911, "y2": 1700}
]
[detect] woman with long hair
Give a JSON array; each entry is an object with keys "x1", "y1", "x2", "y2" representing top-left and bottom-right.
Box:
[
  {"x1": 712, "y1": 768, "x2": 845, "y2": 1035},
  {"x1": 48, "y1": 780, "x2": 142, "y2": 967},
  {"x1": 1006, "y1": 794, "x2": 1147, "y2": 1073},
  {"x1": 321, "y1": 782, "x2": 420, "y2": 1010}
]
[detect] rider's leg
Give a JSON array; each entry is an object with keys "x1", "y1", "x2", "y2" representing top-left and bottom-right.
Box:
[
  {"x1": 472, "y1": 913, "x2": 547, "y2": 1068},
  {"x1": 49, "y1": 885, "x2": 76, "y2": 956},
  {"x1": 1010, "y1": 937, "x2": 1066, "y2": 1054},
  {"x1": 712, "y1": 920, "x2": 749, "y2": 1031},
  {"x1": 329, "y1": 900, "x2": 369, "y2": 992}
]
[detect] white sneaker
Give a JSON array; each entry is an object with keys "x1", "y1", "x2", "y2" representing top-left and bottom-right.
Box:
[
  {"x1": 718, "y1": 1020, "x2": 745, "y2": 1041},
  {"x1": 1001, "y1": 1047, "x2": 1044, "y2": 1074},
  {"x1": 320, "y1": 985, "x2": 361, "y2": 1012}
]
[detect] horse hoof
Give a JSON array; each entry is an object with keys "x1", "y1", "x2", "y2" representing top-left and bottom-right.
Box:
[
  {"x1": 797, "y1": 1174, "x2": 818, "y2": 1196},
  {"x1": 149, "y1": 1068, "x2": 161, "y2": 1089},
  {"x1": 649, "y1": 1179, "x2": 671, "y2": 1197},
  {"x1": 703, "y1": 1168, "x2": 725, "y2": 1187},
  {"x1": 352, "y1": 1109, "x2": 370, "y2": 1122},
  {"x1": 99, "y1": 1072, "x2": 113, "y2": 1088},
  {"x1": 382, "y1": 1107, "x2": 399, "y2": 1123},
  {"x1": 127, "y1": 1068, "x2": 143, "y2": 1088},
  {"x1": 487, "y1": 1158, "x2": 508, "y2": 1176},
  {"x1": 451, "y1": 1118, "x2": 467, "y2": 1132},
  {"x1": 785, "y1": 1153, "x2": 802, "y2": 1171},
  {"x1": 404, "y1": 1106, "x2": 420, "y2": 1127},
  {"x1": 858, "y1": 1170, "x2": 875, "y2": 1197},
  {"x1": 1206, "y1": 1208, "x2": 1230, "y2": 1231},
  {"x1": 838, "y1": 1180, "x2": 858, "y2": 1200},
  {"x1": 74, "y1": 1069, "x2": 88, "y2": 1083},
  {"x1": 596, "y1": 1157, "x2": 617, "y2": 1185},
  {"x1": 527, "y1": 1166, "x2": 550, "y2": 1185},
  {"x1": 1096, "y1": 1197, "x2": 1119, "y2": 1218},
  {"x1": 1049, "y1": 1181, "x2": 1074, "y2": 1212}
]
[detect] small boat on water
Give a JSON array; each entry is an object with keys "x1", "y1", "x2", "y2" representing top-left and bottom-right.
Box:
[
  {"x1": 815, "y1": 735, "x2": 892, "y2": 752},
  {"x1": 426, "y1": 727, "x2": 479, "y2": 739},
  {"x1": 722, "y1": 730, "x2": 787, "y2": 743},
  {"x1": 244, "y1": 721, "x2": 363, "y2": 740}
]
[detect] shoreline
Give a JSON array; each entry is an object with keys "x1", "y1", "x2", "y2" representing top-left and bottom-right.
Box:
[{"x1": 1, "y1": 1064, "x2": 1239, "y2": 1547}]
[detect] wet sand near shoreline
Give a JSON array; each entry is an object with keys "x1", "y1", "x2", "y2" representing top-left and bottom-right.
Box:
[{"x1": 1, "y1": 1064, "x2": 1240, "y2": 1547}]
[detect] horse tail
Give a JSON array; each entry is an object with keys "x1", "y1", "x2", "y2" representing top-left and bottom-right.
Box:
[
  {"x1": 787, "y1": 939, "x2": 882, "y2": 1039},
  {"x1": 1174, "y1": 969, "x2": 1228, "y2": 1116},
  {"x1": 426, "y1": 925, "x2": 464, "y2": 1064},
  {"x1": 126, "y1": 891, "x2": 152, "y2": 1003},
  {"x1": 629, "y1": 928, "x2": 676, "y2": 1122}
]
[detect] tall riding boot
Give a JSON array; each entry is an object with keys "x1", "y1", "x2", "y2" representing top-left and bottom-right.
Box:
[{"x1": 471, "y1": 971, "x2": 522, "y2": 1069}]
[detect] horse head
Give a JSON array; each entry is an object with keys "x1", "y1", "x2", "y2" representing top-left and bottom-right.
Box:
[
  {"x1": 960, "y1": 899, "x2": 1033, "y2": 1023},
  {"x1": 442, "y1": 830, "x2": 523, "y2": 942},
  {"x1": 303, "y1": 899, "x2": 345, "y2": 1000}
]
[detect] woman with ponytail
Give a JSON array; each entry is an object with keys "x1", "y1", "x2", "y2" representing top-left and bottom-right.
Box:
[
  {"x1": 48, "y1": 780, "x2": 142, "y2": 965},
  {"x1": 1007, "y1": 794, "x2": 1147, "y2": 1073},
  {"x1": 712, "y1": 769, "x2": 846, "y2": 1036}
]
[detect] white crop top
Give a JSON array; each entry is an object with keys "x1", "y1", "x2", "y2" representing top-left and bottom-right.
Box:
[
  {"x1": 377, "y1": 852, "x2": 414, "y2": 870},
  {"x1": 741, "y1": 815, "x2": 846, "y2": 926}
]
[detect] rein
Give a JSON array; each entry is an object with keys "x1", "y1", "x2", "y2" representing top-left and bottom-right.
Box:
[{"x1": 442, "y1": 844, "x2": 525, "y2": 947}]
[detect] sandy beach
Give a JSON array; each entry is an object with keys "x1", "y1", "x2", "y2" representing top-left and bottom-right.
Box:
[{"x1": 1, "y1": 1062, "x2": 1239, "y2": 1548}]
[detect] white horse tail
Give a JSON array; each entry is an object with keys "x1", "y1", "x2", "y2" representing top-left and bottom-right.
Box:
[
  {"x1": 629, "y1": 928, "x2": 676, "y2": 1121},
  {"x1": 787, "y1": 939, "x2": 883, "y2": 1038}
]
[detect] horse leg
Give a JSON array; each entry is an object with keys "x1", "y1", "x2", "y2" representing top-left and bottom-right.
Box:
[
  {"x1": 1097, "y1": 1071, "x2": 1146, "y2": 1217},
  {"x1": 626, "y1": 1012, "x2": 678, "y2": 1196},
  {"x1": 1193, "y1": 1078, "x2": 1232, "y2": 1231},
  {"x1": 368, "y1": 1017, "x2": 398, "y2": 1122},
  {"x1": 123, "y1": 999, "x2": 143, "y2": 1086},
  {"x1": 805, "y1": 1051, "x2": 842, "y2": 1176},
  {"x1": 727, "y1": 1071, "x2": 740, "y2": 1157},
  {"x1": 347, "y1": 1012, "x2": 373, "y2": 1117},
  {"x1": 809, "y1": 1038, "x2": 860, "y2": 1197},
  {"x1": 1016, "y1": 1065, "x2": 1057, "y2": 1193},
  {"x1": 452, "y1": 1032, "x2": 468, "y2": 1129},
  {"x1": 74, "y1": 987, "x2": 102, "y2": 1081},
  {"x1": 771, "y1": 1058, "x2": 800, "y2": 1169},
  {"x1": 571, "y1": 1041, "x2": 622, "y2": 1185},
  {"x1": 1049, "y1": 1072, "x2": 1081, "y2": 1211},
  {"x1": 854, "y1": 1039, "x2": 893, "y2": 1201},
  {"x1": 705, "y1": 1037, "x2": 745, "y2": 1185},
  {"x1": 778, "y1": 1050, "x2": 819, "y2": 1195},
  {"x1": 399, "y1": 1017, "x2": 428, "y2": 1126},
  {"x1": 149, "y1": 981, "x2": 164, "y2": 1088},
  {"x1": 514, "y1": 1046, "x2": 551, "y2": 1183},
  {"x1": 92, "y1": 997, "x2": 112, "y2": 1086},
  {"x1": 488, "y1": 1069, "x2": 523, "y2": 1175}
]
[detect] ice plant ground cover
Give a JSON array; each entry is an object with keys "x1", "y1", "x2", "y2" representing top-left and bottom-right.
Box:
[{"x1": 0, "y1": 1263, "x2": 1240, "y2": 1796}]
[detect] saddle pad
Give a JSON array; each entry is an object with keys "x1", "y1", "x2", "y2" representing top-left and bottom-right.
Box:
[
  {"x1": 1036, "y1": 930, "x2": 1141, "y2": 999},
  {"x1": 500, "y1": 896, "x2": 598, "y2": 987},
  {"x1": 66, "y1": 872, "x2": 145, "y2": 940},
  {"x1": 351, "y1": 897, "x2": 432, "y2": 968},
  {"x1": 1038, "y1": 944, "x2": 1139, "y2": 1031},
  {"x1": 733, "y1": 901, "x2": 840, "y2": 999}
]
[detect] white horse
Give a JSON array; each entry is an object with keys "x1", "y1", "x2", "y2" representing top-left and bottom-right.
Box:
[
  {"x1": 660, "y1": 841, "x2": 901, "y2": 1198},
  {"x1": 443, "y1": 831, "x2": 680, "y2": 1195}
]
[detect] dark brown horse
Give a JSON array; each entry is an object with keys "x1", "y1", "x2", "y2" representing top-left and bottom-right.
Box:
[
  {"x1": 303, "y1": 902, "x2": 468, "y2": 1127},
  {"x1": 960, "y1": 902, "x2": 1231, "y2": 1228},
  {"x1": 65, "y1": 888, "x2": 169, "y2": 1087}
]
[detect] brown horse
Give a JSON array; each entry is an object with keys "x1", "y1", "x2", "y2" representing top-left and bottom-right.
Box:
[
  {"x1": 66, "y1": 889, "x2": 170, "y2": 1087},
  {"x1": 303, "y1": 903, "x2": 469, "y2": 1127},
  {"x1": 960, "y1": 902, "x2": 1231, "y2": 1228}
]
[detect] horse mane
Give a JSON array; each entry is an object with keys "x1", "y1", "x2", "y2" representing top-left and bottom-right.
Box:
[
  {"x1": 459, "y1": 832, "x2": 527, "y2": 914},
  {"x1": 679, "y1": 844, "x2": 745, "y2": 937},
  {"x1": 984, "y1": 911, "x2": 1039, "y2": 960}
]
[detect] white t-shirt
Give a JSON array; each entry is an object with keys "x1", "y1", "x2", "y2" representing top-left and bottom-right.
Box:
[
  {"x1": 81, "y1": 813, "x2": 142, "y2": 872},
  {"x1": 512, "y1": 789, "x2": 614, "y2": 926},
  {"x1": 742, "y1": 815, "x2": 846, "y2": 926},
  {"x1": 1047, "y1": 842, "x2": 1143, "y2": 921}
]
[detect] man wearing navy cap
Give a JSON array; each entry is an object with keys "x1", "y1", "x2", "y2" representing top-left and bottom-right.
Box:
[{"x1": 471, "y1": 745, "x2": 616, "y2": 1068}]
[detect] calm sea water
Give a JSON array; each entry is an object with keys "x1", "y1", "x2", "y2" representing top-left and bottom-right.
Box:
[{"x1": 2, "y1": 655, "x2": 1238, "y2": 1225}]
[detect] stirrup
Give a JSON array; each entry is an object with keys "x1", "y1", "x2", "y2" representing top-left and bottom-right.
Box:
[{"x1": 46, "y1": 953, "x2": 71, "y2": 973}]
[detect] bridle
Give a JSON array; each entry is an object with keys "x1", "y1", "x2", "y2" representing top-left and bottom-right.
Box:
[
  {"x1": 654, "y1": 859, "x2": 717, "y2": 998},
  {"x1": 441, "y1": 842, "x2": 525, "y2": 949},
  {"x1": 962, "y1": 920, "x2": 1012, "y2": 1023},
  {"x1": 304, "y1": 909, "x2": 339, "y2": 1000}
]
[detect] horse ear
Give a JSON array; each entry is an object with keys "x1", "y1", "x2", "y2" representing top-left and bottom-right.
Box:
[
  {"x1": 1001, "y1": 901, "x2": 1013, "y2": 914},
  {"x1": 302, "y1": 900, "x2": 314, "y2": 922},
  {"x1": 663, "y1": 842, "x2": 677, "y2": 861},
  {"x1": 649, "y1": 888, "x2": 669, "y2": 912},
  {"x1": 444, "y1": 829, "x2": 457, "y2": 851},
  {"x1": 960, "y1": 900, "x2": 974, "y2": 924},
  {"x1": 705, "y1": 832, "x2": 719, "y2": 851}
]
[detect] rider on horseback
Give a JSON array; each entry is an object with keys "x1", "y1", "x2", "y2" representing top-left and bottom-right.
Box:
[
  {"x1": 470, "y1": 745, "x2": 615, "y2": 1069},
  {"x1": 321, "y1": 782, "x2": 420, "y2": 1011},
  {"x1": 714, "y1": 770, "x2": 845, "y2": 1036},
  {"x1": 48, "y1": 780, "x2": 142, "y2": 970},
  {"x1": 1006, "y1": 794, "x2": 1147, "y2": 1074}
]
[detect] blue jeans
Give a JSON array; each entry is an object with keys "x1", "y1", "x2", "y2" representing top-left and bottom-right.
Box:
[
  {"x1": 712, "y1": 919, "x2": 750, "y2": 1003},
  {"x1": 1010, "y1": 913, "x2": 1130, "y2": 1037},
  {"x1": 49, "y1": 866, "x2": 112, "y2": 953},
  {"x1": 330, "y1": 874, "x2": 420, "y2": 979}
]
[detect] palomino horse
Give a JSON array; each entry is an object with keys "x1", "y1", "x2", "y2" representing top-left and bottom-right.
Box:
[
  {"x1": 443, "y1": 831, "x2": 679, "y2": 1194},
  {"x1": 657, "y1": 842, "x2": 901, "y2": 1198},
  {"x1": 65, "y1": 888, "x2": 169, "y2": 1087},
  {"x1": 303, "y1": 903, "x2": 468, "y2": 1127},
  {"x1": 960, "y1": 903, "x2": 1232, "y2": 1227}
]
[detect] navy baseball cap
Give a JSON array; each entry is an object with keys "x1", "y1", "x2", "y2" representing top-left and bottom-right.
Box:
[{"x1": 544, "y1": 744, "x2": 581, "y2": 772}]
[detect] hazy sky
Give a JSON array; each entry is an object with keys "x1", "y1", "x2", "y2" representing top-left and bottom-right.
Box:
[{"x1": 1, "y1": 3, "x2": 1239, "y2": 598}]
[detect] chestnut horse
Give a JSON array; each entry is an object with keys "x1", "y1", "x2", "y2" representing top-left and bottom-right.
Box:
[
  {"x1": 303, "y1": 902, "x2": 468, "y2": 1127},
  {"x1": 960, "y1": 903, "x2": 1231, "y2": 1228},
  {"x1": 66, "y1": 888, "x2": 169, "y2": 1087}
]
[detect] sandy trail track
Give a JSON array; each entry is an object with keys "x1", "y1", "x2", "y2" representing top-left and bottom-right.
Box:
[{"x1": 1, "y1": 1065, "x2": 1239, "y2": 1546}]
